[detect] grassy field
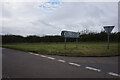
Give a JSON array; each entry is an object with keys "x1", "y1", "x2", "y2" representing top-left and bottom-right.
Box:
[{"x1": 2, "y1": 42, "x2": 119, "y2": 56}]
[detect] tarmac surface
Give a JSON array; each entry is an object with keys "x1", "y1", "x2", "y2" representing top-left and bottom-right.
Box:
[{"x1": 2, "y1": 48, "x2": 120, "y2": 78}]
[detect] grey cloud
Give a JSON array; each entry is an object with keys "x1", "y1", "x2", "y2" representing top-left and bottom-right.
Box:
[
  {"x1": 2, "y1": 2, "x2": 118, "y2": 36},
  {"x1": 43, "y1": 2, "x2": 117, "y2": 32},
  {"x1": 31, "y1": 19, "x2": 62, "y2": 30}
]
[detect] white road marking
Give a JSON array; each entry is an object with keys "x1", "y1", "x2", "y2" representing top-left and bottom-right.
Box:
[
  {"x1": 69, "y1": 62, "x2": 80, "y2": 67},
  {"x1": 108, "y1": 72, "x2": 120, "y2": 77},
  {"x1": 40, "y1": 55, "x2": 47, "y2": 58},
  {"x1": 58, "y1": 60, "x2": 66, "y2": 63},
  {"x1": 28, "y1": 52, "x2": 119, "y2": 78},
  {"x1": 34, "y1": 54, "x2": 39, "y2": 56},
  {"x1": 29, "y1": 52, "x2": 34, "y2": 54},
  {"x1": 85, "y1": 66, "x2": 101, "y2": 72},
  {"x1": 47, "y1": 57, "x2": 55, "y2": 60}
]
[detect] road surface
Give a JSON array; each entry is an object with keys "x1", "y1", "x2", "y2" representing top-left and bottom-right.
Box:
[
  {"x1": 2, "y1": 48, "x2": 120, "y2": 78},
  {"x1": 0, "y1": 47, "x2": 2, "y2": 79}
]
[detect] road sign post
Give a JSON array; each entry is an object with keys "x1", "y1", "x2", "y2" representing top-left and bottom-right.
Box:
[
  {"x1": 107, "y1": 33, "x2": 109, "y2": 49},
  {"x1": 65, "y1": 38, "x2": 66, "y2": 49},
  {"x1": 76, "y1": 38, "x2": 78, "y2": 48},
  {"x1": 61, "y1": 31, "x2": 80, "y2": 49},
  {"x1": 103, "y1": 26, "x2": 114, "y2": 49}
]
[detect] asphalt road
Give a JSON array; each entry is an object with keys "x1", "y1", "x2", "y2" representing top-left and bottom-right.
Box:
[
  {"x1": 0, "y1": 47, "x2": 2, "y2": 79},
  {"x1": 2, "y1": 48, "x2": 120, "y2": 78}
]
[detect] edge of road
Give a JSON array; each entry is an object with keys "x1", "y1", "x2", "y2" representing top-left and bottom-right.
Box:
[
  {"x1": 2, "y1": 47, "x2": 120, "y2": 57},
  {"x1": 2, "y1": 47, "x2": 120, "y2": 78}
]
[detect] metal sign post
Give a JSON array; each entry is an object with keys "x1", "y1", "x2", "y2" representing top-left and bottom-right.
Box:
[
  {"x1": 65, "y1": 38, "x2": 66, "y2": 49},
  {"x1": 76, "y1": 38, "x2": 78, "y2": 48},
  {"x1": 61, "y1": 31, "x2": 80, "y2": 49},
  {"x1": 107, "y1": 33, "x2": 109, "y2": 49},
  {"x1": 103, "y1": 26, "x2": 114, "y2": 49}
]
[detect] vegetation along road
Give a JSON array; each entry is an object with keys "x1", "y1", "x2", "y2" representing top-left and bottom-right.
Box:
[{"x1": 2, "y1": 42, "x2": 119, "y2": 57}]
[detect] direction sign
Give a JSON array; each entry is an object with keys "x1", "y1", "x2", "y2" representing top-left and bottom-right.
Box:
[
  {"x1": 104, "y1": 26, "x2": 114, "y2": 34},
  {"x1": 61, "y1": 31, "x2": 80, "y2": 38},
  {"x1": 61, "y1": 30, "x2": 80, "y2": 49}
]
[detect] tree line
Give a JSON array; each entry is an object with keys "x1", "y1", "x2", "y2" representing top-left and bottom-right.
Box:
[{"x1": 2, "y1": 31, "x2": 120, "y2": 44}]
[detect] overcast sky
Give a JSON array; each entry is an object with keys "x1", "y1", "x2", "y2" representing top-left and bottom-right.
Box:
[{"x1": 1, "y1": 1, "x2": 118, "y2": 36}]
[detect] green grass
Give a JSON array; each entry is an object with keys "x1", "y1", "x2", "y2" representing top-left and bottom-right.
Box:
[{"x1": 2, "y1": 42, "x2": 119, "y2": 56}]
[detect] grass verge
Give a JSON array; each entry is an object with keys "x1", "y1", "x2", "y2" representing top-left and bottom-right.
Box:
[{"x1": 2, "y1": 42, "x2": 119, "y2": 57}]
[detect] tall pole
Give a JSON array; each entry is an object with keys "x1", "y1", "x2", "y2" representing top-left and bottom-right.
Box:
[
  {"x1": 76, "y1": 38, "x2": 78, "y2": 48},
  {"x1": 107, "y1": 33, "x2": 109, "y2": 49},
  {"x1": 65, "y1": 38, "x2": 66, "y2": 49}
]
